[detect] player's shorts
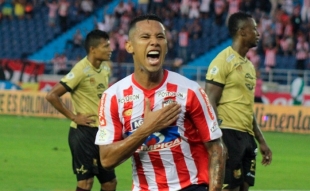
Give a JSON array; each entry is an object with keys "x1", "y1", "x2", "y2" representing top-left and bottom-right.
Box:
[
  {"x1": 180, "y1": 184, "x2": 208, "y2": 191},
  {"x1": 221, "y1": 129, "x2": 257, "y2": 189},
  {"x1": 68, "y1": 125, "x2": 116, "y2": 183}
]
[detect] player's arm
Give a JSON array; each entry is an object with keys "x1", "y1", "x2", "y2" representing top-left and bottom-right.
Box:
[
  {"x1": 45, "y1": 83, "x2": 75, "y2": 120},
  {"x1": 45, "y1": 83, "x2": 95, "y2": 126},
  {"x1": 205, "y1": 82, "x2": 224, "y2": 116},
  {"x1": 204, "y1": 139, "x2": 226, "y2": 191},
  {"x1": 98, "y1": 98, "x2": 181, "y2": 170},
  {"x1": 252, "y1": 115, "x2": 272, "y2": 166}
]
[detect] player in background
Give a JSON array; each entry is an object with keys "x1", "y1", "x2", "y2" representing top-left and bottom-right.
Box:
[
  {"x1": 95, "y1": 14, "x2": 227, "y2": 191},
  {"x1": 205, "y1": 12, "x2": 272, "y2": 191},
  {"x1": 46, "y1": 30, "x2": 117, "y2": 191}
]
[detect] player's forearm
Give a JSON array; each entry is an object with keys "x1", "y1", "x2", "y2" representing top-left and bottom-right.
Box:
[
  {"x1": 46, "y1": 95, "x2": 75, "y2": 121},
  {"x1": 252, "y1": 115, "x2": 266, "y2": 144},
  {"x1": 206, "y1": 139, "x2": 227, "y2": 191},
  {"x1": 99, "y1": 126, "x2": 151, "y2": 170}
]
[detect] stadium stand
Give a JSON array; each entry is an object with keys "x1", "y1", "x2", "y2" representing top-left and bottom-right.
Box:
[{"x1": 1, "y1": 0, "x2": 309, "y2": 87}]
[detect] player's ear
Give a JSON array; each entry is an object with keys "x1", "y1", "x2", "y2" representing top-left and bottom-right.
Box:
[
  {"x1": 239, "y1": 28, "x2": 246, "y2": 36},
  {"x1": 126, "y1": 40, "x2": 134, "y2": 54}
]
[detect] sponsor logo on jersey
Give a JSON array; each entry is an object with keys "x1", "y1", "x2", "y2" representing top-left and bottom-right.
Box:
[
  {"x1": 245, "y1": 73, "x2": 254, "y2": 79},
  {"x1": 233, "y1": 169, "x2": 242, "y2": 179},
  {"x1": 97, "y1": 83, "x2": 105, "y2": 89},
  {"x1": 245, "y1": 83, "x2": 254, "y2": 90},
  {"x1": 131, "y1": 118, "x2": 144, "y2": 130},
  {"x1": 157, "y1": 91, "x2": 186, "y2": 99},
  {"x1": 140, "y1": 126, "x2": 181, "y2": 151},
  {"x1": 66, "y1": 72, "x2": 75, "y2": 80},
  {"x1": 210, "y1": 121, "x2": 219, "y2": 132},
  {"x1": 210, "y1": 66, "x2": 219, "y2": 75},
  {"x1": 125, "y1": 126, "x2": 181, "y2": 152},
  {"x1": 226, "y1": 54, "x2": 235, "y2": 62},
  {"x1": 199, "y1": 88, "x2": 215, "y2": 120},
  {"x1": 99, "y1": 93, "x2": 107, "y2": 126},
  {"x1": 118, "y1": 94, "x2": 140, "y2": 103}
]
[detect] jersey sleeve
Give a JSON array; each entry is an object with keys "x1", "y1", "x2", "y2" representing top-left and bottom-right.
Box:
[
  {"x1": 95, "y1": 92, "x2": 123, "y2": 145},
  {"x1": 205, "y1": 57, "x2": 228, "y2": 86},
  {"x1": 60, "y1": 66, "x2": 84, "y2": 91},
  {"x1": 188, "y1": 87, "x2": 222, "y2": 142}
]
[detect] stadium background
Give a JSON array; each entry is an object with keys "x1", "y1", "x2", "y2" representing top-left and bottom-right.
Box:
[{"x1": 0, "y1": 0, "x2": 310, "y2": 190}]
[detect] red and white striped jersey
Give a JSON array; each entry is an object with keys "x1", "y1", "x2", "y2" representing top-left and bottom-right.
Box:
[{"x1": 95, "y1": 70, "x2": 222, "y2": 191}]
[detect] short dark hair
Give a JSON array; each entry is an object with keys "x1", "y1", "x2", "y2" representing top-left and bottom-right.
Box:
[
  {"x1": 128, "y1": 14, "x2": 163, "y2": 36},
  {"x1": 228, "y1": 12, "x2": 252, "y2": 38},
  {"x1": 84, "y1": 30, "x2": 109, "y2": 53}
]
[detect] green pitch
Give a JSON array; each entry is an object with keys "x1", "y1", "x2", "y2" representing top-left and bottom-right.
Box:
[{"x1": 0, "y1": 115, "x2": 309, "y2": 191}]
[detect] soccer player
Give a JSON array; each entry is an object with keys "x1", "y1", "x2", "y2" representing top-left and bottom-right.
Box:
[
  {"x1": 205, "y1": 12, "x2": 272, "y2": 191},
  {"x1": 95, "y1": 14, "x2": 227, "y2": 191},
  {"x1": 45, "y1": 30, "x2": 117, "y2": 191}
]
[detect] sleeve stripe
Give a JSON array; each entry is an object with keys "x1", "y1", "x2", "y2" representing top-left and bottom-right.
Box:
[
  {"x1": 60, "y1": 81, "x2": 72, "y2": 92},
  {"x1": 205, "y1": 79, "x2": 225, "y2": 88}
]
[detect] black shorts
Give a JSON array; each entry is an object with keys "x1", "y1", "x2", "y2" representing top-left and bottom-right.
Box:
[
  {"x1": 222, "y1": 129, "x2": 257, "y2": 189},
  {"x1": 68, "y1": 125, "x2": 116, "y2": 183},
  {"x1": 180, "y1": 184, "x2": 208, "y2": 191}
]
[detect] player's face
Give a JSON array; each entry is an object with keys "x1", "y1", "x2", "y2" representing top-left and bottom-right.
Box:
[
  {"x1": 243, "y1": 18, "x2": 260, "y2": 48},
  {"x1": 93, "y1": 38, "x2": 112, "y2": 61},
  {"x1": 127, "y1": 20, "x2": 168, "y2": 73}
]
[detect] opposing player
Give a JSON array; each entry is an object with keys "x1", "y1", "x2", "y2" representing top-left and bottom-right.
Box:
[
  {"x1": 95, "y1": 14, "x2": 227, "y2": 191},
  {"x1": 205, "y1": 12, "x2": 272, "y2": 191},
  {"x1": 46, "y1": 30, "x2": 117, "y2": 191}
]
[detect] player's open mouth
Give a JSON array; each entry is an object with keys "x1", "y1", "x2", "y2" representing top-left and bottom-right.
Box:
[{"x1": 147, "y1": 50, "x2": 160, "y2": 65}]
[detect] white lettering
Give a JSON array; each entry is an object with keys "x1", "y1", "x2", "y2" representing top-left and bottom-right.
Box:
[
  {"x1": 118, "y1": 94, "x2": 140, "y2": 103},
  {"x1": 157, "y1": 91, "x2": 186, "y2": 99},
  {"x1": 137, "y1": 138, "x2": 182, "y2": 152}
]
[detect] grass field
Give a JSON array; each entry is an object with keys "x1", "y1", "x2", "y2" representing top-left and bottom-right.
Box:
[{"x1": 1, "y1": 115, "x2": 310, "y2": 191}]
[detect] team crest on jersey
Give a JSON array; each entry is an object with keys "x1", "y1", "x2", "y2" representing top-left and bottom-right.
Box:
[
  {"x1": 162, "y1": 99, "x2": 177, "y2": 107},
  {"x1": 236, "y1": 65, "x2": 243, "y2": 72},
  {"x1": 90, "y1": 77, "x2": 95, "y2": 86},
  {"x1": 233, "y1": 169, "x2": 242, "y2": 179}
]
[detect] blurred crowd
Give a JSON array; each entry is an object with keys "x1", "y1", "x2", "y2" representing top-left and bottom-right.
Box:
[{"x1": 1, "y1": 0, "x2": 310, "y2": 75}]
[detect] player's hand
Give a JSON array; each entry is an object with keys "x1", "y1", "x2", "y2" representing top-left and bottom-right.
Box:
[
  {"x1": 142, "y1": 98, "x2": 181, "y2": 134},
  {"x1": 260, "y1": 143, "x2": 272, "y2": 166},
  {"x1": 73, "y1": 113, "x2": 96, "y2": 127}
]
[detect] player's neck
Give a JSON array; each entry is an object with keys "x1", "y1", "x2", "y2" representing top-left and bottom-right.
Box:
[
  {"x1": 231, "y1": 42, "x2": 249, "y2": 58},
  {"x1": 86, "y1": 56, "x2": 101, "y2": 69},
  {"x1": 134, "y1": 69, "x2": 164, "y2": 90}
]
